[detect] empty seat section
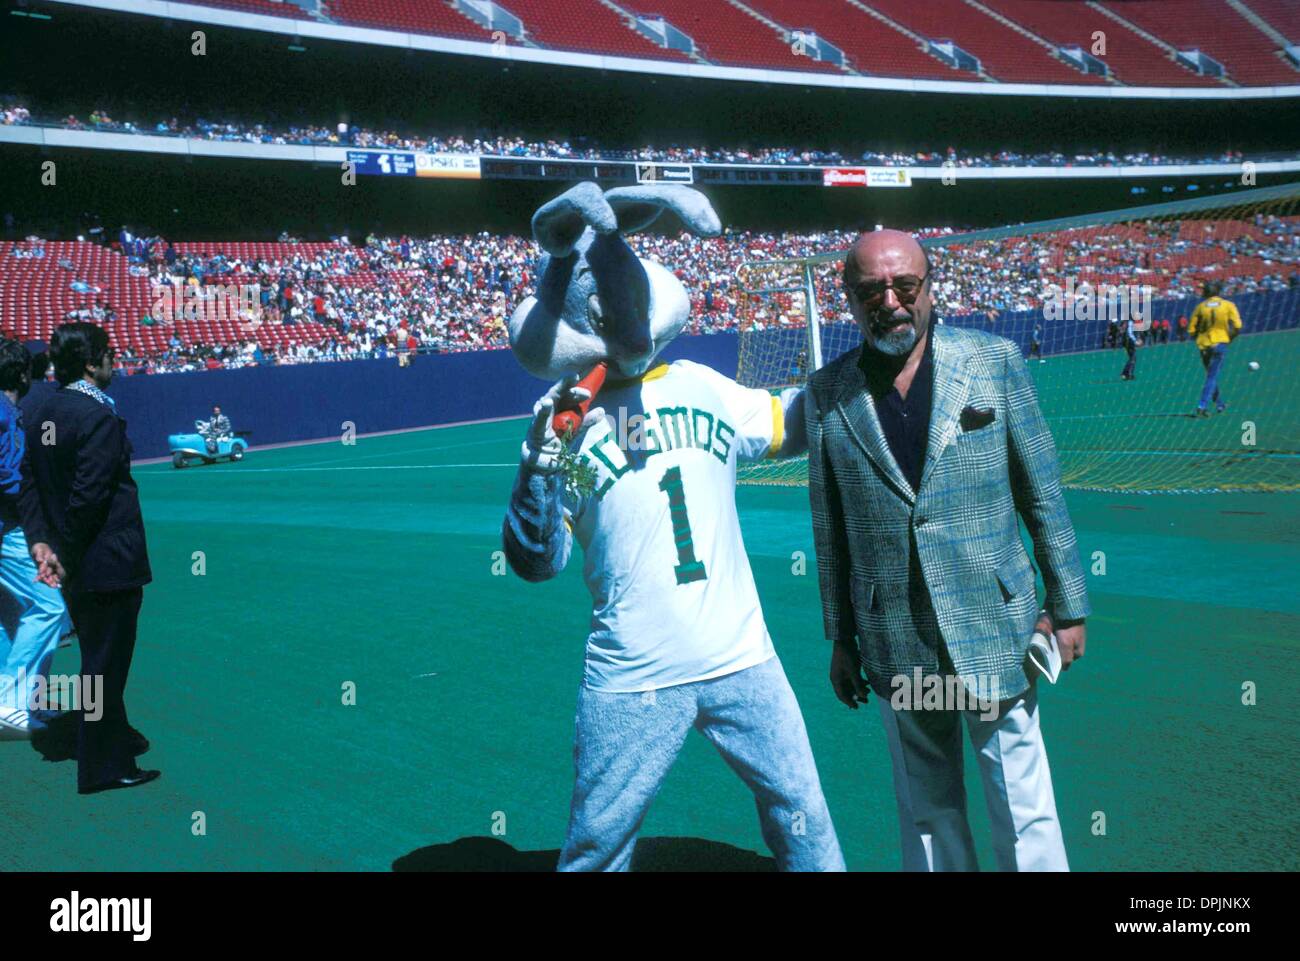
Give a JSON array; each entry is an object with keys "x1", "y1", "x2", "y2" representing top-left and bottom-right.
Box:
[
  {"x1": 744, "y1": 0, "x2": 968, "y2": 78},
  {"x1": 864, "y1": 0, "x2": 1106, "y2": 82},
  {"x1": 508, "y1": 0, "x2": 694, "y2": 60},
  {"x1": 325, "y1": 0, "x2": 503, "y2": 43},
  {"x1": 983, "y1": 0, "x2": 1217, "y2": 85},
  {"x1": 627, "y1": 0, "x2": 843, "y2": 70},
  {"x1": 1098, "y1": 0, "x2": 1298, "y2": 84},
  {"x1": 1238, "y1": 0, "x2": 1299, "y2": 42}
]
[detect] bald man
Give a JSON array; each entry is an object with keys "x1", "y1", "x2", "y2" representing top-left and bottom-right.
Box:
[{"x1": 805, "y1": 229, "x2": 1090, "y2": 871}]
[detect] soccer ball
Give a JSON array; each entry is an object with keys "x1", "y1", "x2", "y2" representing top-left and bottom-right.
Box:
[{"x1": 1247, "y1": 361, "x2": 1260, "y2": 371}]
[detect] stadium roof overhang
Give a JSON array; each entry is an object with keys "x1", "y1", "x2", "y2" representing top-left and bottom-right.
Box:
[{"x1": 35, "y1": 0, "x2": 1300, "y2": 102}]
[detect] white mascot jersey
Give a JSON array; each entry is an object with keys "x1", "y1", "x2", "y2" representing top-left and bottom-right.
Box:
[{"x1": 564, "y1": 359, "x2": 783, "y2": 693}]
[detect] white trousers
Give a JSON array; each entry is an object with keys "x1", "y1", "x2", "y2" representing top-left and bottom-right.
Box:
[{"x1": 876, "y1": 686, "x2": 1069, "y2": 871}]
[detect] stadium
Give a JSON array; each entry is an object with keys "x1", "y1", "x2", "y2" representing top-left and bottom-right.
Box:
[{"x1": 0, "y1": 0, "x2": 1297, "y2": 901}]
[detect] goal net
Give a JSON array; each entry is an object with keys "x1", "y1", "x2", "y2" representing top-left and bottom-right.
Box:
[{"x1": 736, "y1": 182, "x2": 1300, "y2": 493}]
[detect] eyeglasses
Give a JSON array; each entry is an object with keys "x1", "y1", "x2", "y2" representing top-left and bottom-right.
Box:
[{"x1": 848, "y1": 271, "x2": 930, "y2": 306}]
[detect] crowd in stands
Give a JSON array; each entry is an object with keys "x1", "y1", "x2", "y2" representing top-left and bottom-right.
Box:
[
  {"x1": 5, "y1": 210, "x2": 1285, "y2": 375},
  {"x1": 100, "y1": 229, "x2": 533, "y2": 373},
  {"x1": 2, "y1": 102, "x2": 1279, "y2": 169},
  {"x1": 922, "y1": 214, "x2": 1300, "y2": 317}
]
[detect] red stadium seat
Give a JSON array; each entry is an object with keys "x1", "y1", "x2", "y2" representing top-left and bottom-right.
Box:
[
  {"x1": 625, "y1": 0, "x2": 845, "y2": 71},
  {"x1": 174, "y1": 0, "x2": 1298, "y2": 86},
  {"x1": 1097, "y1": 0, "x2": 1300, "y2": 85},
  {"x1": 864, "y1": 0, "x2": 1108, "y2": 84},
  {"x1": 505, "y1": 0, "x2": 695, "y2": 60},
  {"x1": 742, "y1": 0, "x2": 967, "y2": 79},
  {"x1": 324, "y1": 0, "x2": 502, "y2": 43},
  {"x1": 982, "y1": 0, "x2": 1219, "y2": 86},
  {"x1": 1240, "y1": 0, "x2": 1299, "y2": 43}
]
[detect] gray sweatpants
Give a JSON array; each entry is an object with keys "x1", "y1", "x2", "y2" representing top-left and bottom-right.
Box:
[{"x1": 558, "y1": 655, "x2": 845, "y2": 872}]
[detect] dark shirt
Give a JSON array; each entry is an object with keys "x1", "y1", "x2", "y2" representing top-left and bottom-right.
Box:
[{"x1": 859, "y1": 331, "x2": 935, "y2": 493}]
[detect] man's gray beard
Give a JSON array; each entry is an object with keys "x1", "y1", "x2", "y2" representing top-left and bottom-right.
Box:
[{"x1": 868, "y1": 322, "x2": 918, "y2": 356}]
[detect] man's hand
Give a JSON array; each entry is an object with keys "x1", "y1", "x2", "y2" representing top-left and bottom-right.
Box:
[
  {"x1": 1057, "y1": 618, "x2": 1086, "y2": 671},
  {"x1": 830, "y1": 642, "x2": 870, "y2": 710},
  {"x1": 522, "y1": 374, "x2": 603, "y2": 474},
  {"x1": 30, "y1": 542, "x2": 65, "y2": 589}
]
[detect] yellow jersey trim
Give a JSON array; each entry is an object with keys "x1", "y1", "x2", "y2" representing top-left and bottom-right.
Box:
[
  {"x1": 640, "y1": 363, "x2": 670, "y2": 382},
  {"x1": 768, "y1": 393, "x2": 784, "y2": 458}
]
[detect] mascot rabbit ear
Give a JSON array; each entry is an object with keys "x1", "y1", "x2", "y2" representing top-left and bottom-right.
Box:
[
  {"x1": 532, "y1": 181, "x2": 617, "y2": 257},
  {"x1": 509, "y1": 182, "x2": 720, "y2": 383},
  {"x1": 603, "y1": 184, "x2": 722, "y2": 238}
]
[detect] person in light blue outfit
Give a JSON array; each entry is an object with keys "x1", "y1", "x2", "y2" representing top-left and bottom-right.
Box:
[{"x1": 0, "y1": 338, "x2": 69, "y2": 738}]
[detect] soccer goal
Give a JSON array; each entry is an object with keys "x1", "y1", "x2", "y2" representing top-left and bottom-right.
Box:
[{"x1": 736, "y1": 182, "x2": 1300, "y2": 494}]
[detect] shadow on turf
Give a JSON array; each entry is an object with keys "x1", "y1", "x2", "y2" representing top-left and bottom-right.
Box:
[
  {"x1": 393, "y1": 836, "x2": 776, "y2": 872},
  {"x1": 28, "y1": 712, "x2": 79, "y2": 763}
]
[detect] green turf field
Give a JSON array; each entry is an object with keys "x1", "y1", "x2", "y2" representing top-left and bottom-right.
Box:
[
  {"x1": 1, "y1": 344, "x2": 1297, "y2": 872},
  {"x1": 741, "y1": 329, "x2": 1300, "y2": 493},
  {"x1": 1037, "y1": 330, "x2": 1300, "y2": 493}
]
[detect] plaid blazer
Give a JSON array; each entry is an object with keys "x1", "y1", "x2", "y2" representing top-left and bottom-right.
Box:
[{"x1": 807, "y1": 324, "x2": 1090, "y2": 700}]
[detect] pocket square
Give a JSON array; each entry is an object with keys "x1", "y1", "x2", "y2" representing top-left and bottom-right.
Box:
[{"x1": 960, "y1": 406, "x2": 995, "y2": 431}]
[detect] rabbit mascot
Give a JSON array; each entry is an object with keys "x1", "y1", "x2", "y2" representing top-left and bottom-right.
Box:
[{"x1": 501, "y1": 182, "x2": 844, "y2": 872}]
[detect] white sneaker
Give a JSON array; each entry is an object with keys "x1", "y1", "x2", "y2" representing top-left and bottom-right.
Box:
[{"x1": 0, "y1": 708, "x2": 35, "y2": 740}]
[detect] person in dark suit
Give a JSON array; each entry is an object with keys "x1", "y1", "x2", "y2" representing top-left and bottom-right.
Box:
[
  {"x1": 19, "y1": 348, "x2": 58, "y2": 425},
  {"x1": 24, "y1": 323, "x2": 158, "y2": 794}
]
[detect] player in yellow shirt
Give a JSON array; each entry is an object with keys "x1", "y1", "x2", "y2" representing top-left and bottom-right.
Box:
[{"x1": 1188, "y1": 282, "x2": 1242, "y2": 416}]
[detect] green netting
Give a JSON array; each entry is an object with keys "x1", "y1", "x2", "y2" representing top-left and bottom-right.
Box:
[{"x1": 737, "y1": 184, "x2": 1300, "y2": 493}]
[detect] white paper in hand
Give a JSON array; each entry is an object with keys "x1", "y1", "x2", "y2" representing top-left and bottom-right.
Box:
[{"x1": 1028, "y1": 630, "x2": 1062, "y2": 684}]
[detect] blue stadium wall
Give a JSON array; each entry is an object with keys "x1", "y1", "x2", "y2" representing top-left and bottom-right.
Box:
[
  {"x1": 750, "y1": 287, "x2": 1299, "y2": 375},
  {"x1": 942, "y1": 287, "x2": 1300, "y2": 358},
  {"x1": 110, "y1": 331, "x2": 741, "y2": 460},
  {"x1": 108, "y1": 287, "x2": 1297, "y2": 460}
]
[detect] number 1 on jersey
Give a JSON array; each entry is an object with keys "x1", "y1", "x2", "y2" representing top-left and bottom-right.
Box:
[{"x1": 658, "y1": 466, "x2": 707, "y2": 585}]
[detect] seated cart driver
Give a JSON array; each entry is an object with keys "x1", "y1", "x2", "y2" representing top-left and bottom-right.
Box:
[{"x1": 199, "y1": 405, "x2": 232, "y2": 454}]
